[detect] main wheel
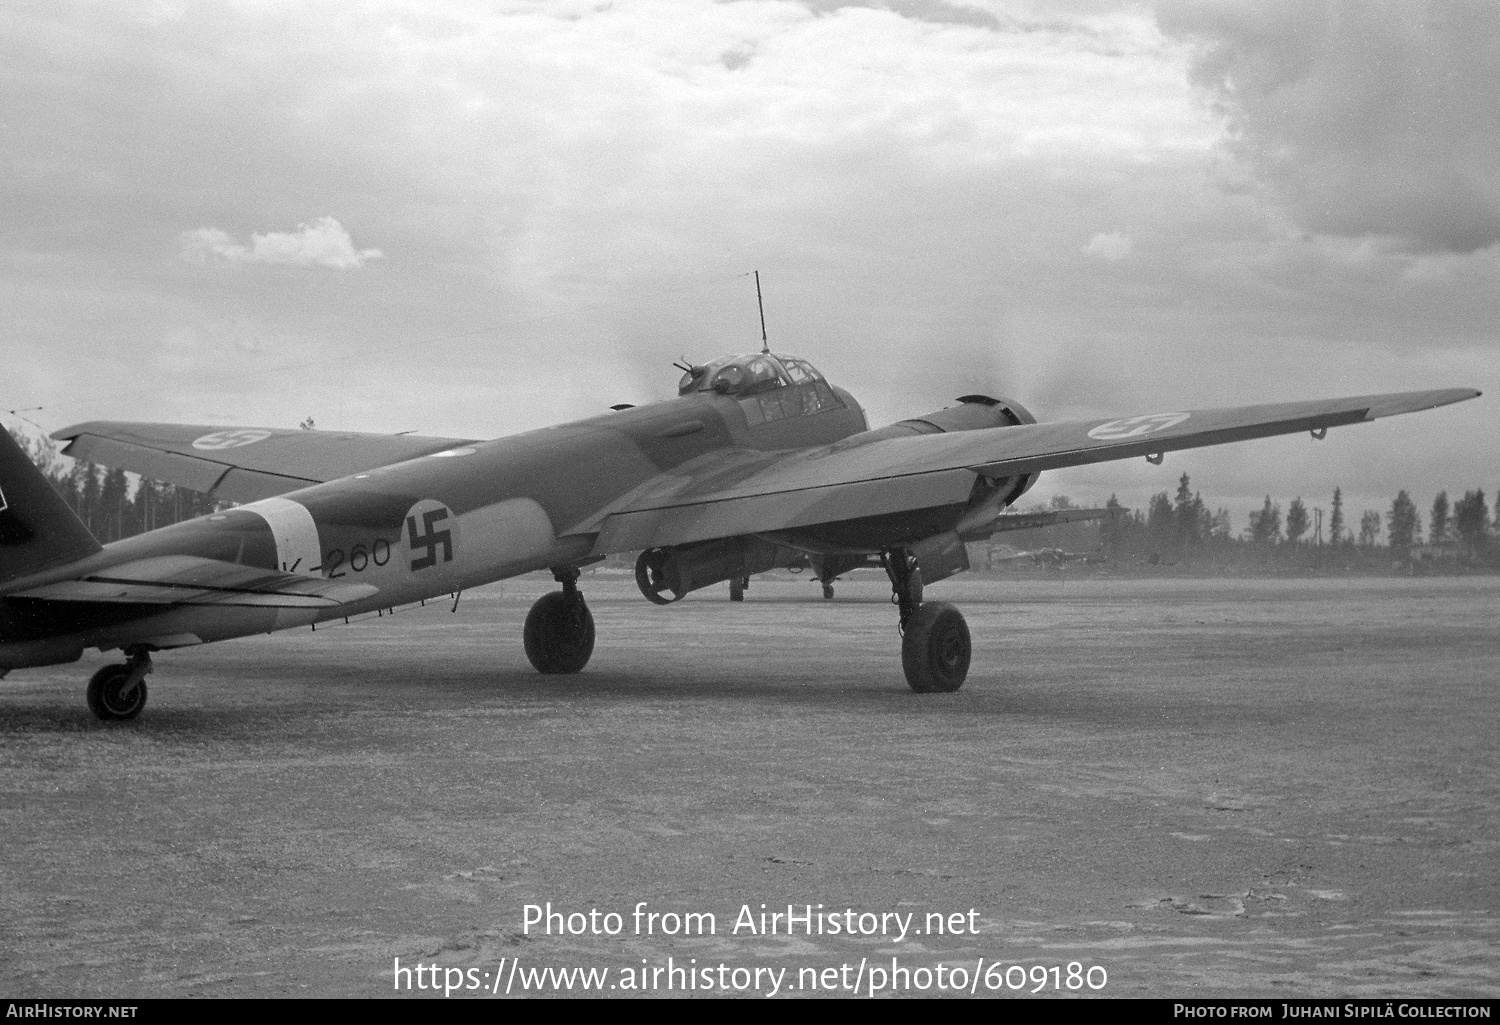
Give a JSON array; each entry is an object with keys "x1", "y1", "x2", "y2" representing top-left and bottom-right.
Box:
[
  {"x1": 901, "y1": 602, "x2": 970, "y2": 693},
  {"x1": 634, "y1": 549, "x2": 679, "y2": 604},
  {"x1": 523, "y1": 591, "x2": 596, "y2": 674},
  {"x1": 821, "y1": 581, "x2": 835, "y2": 600},
  {"x1": 86, "y1": 664, "x2": 148, "y2": 721},
  {"x1": 729, "y1": 576, "x2": 746, "y2": 602}
]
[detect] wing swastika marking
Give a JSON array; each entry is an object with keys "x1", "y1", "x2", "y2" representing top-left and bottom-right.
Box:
[
  {"x1": 1086, "y1": 413, "x2": 1190, "y2": 441},
  {"x1": 192, "y1": 429, "x2": 273, "y2": 450}
]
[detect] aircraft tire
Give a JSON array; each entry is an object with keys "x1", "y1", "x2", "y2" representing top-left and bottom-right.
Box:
[
  {"x1": 821, "y1": 581, "x2": 835, "y2": 600},
  {"x1": 729, "y1": 576, "x2": 745, "y2": 602},
  {"x1": 901, "y1": 602, "x2": 970, "y2": 694},
  {"x1": 86, "y1": 664, "x2": 148, "y2": 721},
  {"x1": 523, "y1": 591, "x2": 596, "y2": 674},
  {"x1": 634, "y1": 550, "x2": 679, "y2": 604}
]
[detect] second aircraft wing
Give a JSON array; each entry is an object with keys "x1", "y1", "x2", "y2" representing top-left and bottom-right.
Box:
[{"x1": 51, "y1": 421, "x2": 478, "y2": 504}]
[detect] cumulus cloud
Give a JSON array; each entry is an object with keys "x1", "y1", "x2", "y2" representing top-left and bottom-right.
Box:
[
  {"x1": 1157, "y1": 0, "x2": 1500, "y2": 254},
  {"x1": 4, "y1": 1, "x2": 1492, "y2": 511},
  {"x1": 1083, "y1": 231, "x2": 1133, "y2": 261},
  {"x1": 180, "y1": 217, "x2": 382, "y2": 268}
]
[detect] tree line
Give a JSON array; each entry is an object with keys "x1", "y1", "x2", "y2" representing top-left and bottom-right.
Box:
[
  {"x1": 1096, "y1": 474, "x2": 1497, "y2": 568},
  {"x1": 5, "y1": 426, "x2": 219, "y2": 542}
]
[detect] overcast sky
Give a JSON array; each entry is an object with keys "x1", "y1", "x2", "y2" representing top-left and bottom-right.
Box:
[{"x1": 3, "y1": 0, "x2": 1496, "y2": 527}]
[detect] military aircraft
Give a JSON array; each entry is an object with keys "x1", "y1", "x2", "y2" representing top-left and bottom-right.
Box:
[{"x1": 0, "y1": 349, "x2": 1479, "y2": 719}]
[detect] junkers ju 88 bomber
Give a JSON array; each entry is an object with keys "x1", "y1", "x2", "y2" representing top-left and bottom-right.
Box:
[{"x1": 0, "y1": 349, "x2": 1479, "y2": 719}]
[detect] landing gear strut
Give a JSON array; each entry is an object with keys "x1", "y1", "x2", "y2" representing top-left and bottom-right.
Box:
[
  {"x1": 86, "y1": 645, "x2": 152, "y2": 721},
  {"x1": 523, "y1": 566, "x2": 595, "y2": 674},
  {"x1": 816, "y1": 562, "x2": 837, "y2": 599},
  {"x1": 883, "y1": 550, "x2": 924, "y2": 629},
  {"x1": 884, "y1": 549, "x2": 969, "y2": 693}
]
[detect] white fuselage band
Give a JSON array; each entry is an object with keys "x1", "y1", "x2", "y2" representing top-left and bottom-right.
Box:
[{"x1": 241, "y1": 497, "x2": 322, "y2": 577}]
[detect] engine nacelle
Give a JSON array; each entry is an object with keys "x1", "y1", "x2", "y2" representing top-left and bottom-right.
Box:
[
  {"x1": 911, "y1": 393, "x2": 1036, "y2": 432},
  {"x1": 901, "y1": 395, "x2": 1039, "y2": 509},
  {"x1": 635, "y1": 537, "x2": 789, "y2": 603}
]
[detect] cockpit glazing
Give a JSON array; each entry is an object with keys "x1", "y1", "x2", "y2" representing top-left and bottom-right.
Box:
[{"x1": 677, "y1": 353, "x2": 844, "y2": 425}]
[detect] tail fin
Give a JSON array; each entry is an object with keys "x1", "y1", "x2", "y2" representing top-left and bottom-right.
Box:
[{"x1": 0, "y1": 427, "x2": 102, "y2": 586}]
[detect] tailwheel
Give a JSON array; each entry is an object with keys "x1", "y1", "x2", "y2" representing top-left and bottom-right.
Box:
[
  {"x1": 901, "y1": 602, "x2": 971, "y2": 693},
  {"x1": 524, "y1": 567, "x2": 595, "y2": 674},
  {"x1": 86, "y1": 649, "x2": 152, "y2": 721}
]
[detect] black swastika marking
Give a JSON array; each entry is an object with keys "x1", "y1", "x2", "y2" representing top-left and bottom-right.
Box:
[{"x1": 406, "y1": 508, "x2": 453, "y2": 570}]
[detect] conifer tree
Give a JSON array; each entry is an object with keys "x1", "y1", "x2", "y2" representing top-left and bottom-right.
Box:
[
  {"x1": 1173, "y1": 474, "x2": 1205, "y2": 548},
  {"x1": 1285, "y1": 497, "x2": 1309, "y2": 544},
  {"x1": 1452, "y1": 490, "x2": 1489, "y2": 550},
  {"x1": 1387, "y1": 491, "x2": 1420, "y2": 553},
  {"x1": 1249, "y1": 495, "x2": 1281, "y2": 544},
  {"x1": 1431, "y1": 491, "x2": 1449, "y2": 545},
  {"x1": 1147, "y1": 492, "x2": 1175, "y2": 552}
]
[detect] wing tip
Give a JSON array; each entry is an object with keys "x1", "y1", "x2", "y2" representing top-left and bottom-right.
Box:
[
  {"x1": 49, "y1": 422, "x2": 92, "y2": 442},
  {"x1": 1438, "y1": 387, "x2": 1482, "y2": 407},
  {"x1": 1367, "y1": 387, "x2": 1483, "y2": 420}
]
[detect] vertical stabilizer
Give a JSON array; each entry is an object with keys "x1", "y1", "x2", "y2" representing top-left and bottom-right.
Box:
[{"x1": 0, "y1": 428, "x2": 102, "y2": 586}]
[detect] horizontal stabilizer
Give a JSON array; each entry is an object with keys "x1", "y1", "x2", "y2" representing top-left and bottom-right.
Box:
[{"x1": 8, "y1": 555, "x2": 378, "y2": 608}]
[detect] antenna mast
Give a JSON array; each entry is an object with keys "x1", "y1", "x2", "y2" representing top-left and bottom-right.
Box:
[{"x1": 754, "y1": 270, "x2": 768, "y2": 354}]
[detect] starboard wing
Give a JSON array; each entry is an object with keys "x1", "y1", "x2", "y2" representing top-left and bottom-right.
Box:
[
  {"x1": 584, "y1": 388, "x2": 1479, "y2": 552},
  {"x1": 51, "y1": 422, "x2": 477, "y2": 503}
]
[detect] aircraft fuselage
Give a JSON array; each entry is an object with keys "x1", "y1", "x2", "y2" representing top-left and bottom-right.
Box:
[{"x1": 3, "y1": 383, "x2": 904, "y2": 667}]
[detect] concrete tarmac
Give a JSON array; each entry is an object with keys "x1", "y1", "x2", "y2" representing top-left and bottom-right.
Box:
[{"x1": 1, "y1": 573, "x2": 1497, "y2": 999}]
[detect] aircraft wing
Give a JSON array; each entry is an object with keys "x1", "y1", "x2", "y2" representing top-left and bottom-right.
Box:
[
  {"x1": 7, "y1": 555, "x2": 379, "y2": 607},
  {"x1": 586, "y1": 388, "x2": 1478, "y2": 552},
  {"x1": 51, "y1": 421, "x2": 477, "y2": 504},
  {"x1": 987, "y1": 507, "x2": 1114, "y2": 531}
]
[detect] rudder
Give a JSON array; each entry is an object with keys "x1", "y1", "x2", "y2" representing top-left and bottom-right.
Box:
[{"x1": 0, "y1": 427, "x2": 102, "y2": 587}]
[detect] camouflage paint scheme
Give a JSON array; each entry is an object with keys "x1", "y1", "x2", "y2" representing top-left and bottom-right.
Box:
[{"x1": 0, "y1": 351, "x2": 1480, "y2": 672}]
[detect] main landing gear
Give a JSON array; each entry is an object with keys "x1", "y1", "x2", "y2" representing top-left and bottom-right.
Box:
[
  {"x1": 884, "y1": 550, "x2": 970, "y2": 694},
  {"x1": 86, "y1": 645, "x2": 153, "y2": 721},
  {"x1": 524, "y1": 566, "x2": 595, "y2": 674},
  {"x1": 635, "y1": 550, "x2": 678, "y2": 605},
  {"x1": 728, "y1": 575, "x2": 748, "y2": 602}
]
